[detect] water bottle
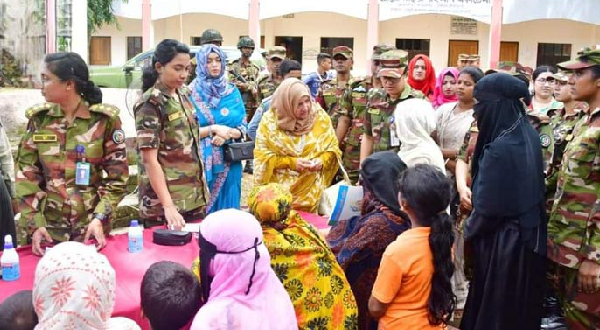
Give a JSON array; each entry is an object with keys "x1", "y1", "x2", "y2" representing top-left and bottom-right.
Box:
[
  {"x1": 1, "y1": 235, "x2": 20, "y2": 281},
  {"x1": 128, "y1": 220, "x2": 143, "y2": 253}
]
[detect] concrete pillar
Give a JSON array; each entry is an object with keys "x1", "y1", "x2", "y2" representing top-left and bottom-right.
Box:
[
  {"x1": 488, "y1": 0, "x2": 503, "y2": 69},
  {"x1": 142, "y1": 0, "x2": 152, "y2": 50},
  {"x1": 46, "y1": 0, "x2": 56, "y2": 53},
  {"x1": 248, "y1": 0, "x2": 261, "y2": 45},
  {"x1": 365, "y1": 0, "x2": 379, "y2": 75}
]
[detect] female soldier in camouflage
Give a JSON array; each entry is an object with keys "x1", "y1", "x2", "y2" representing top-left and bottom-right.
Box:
[
  {"x1": 136, "y1": 39, "x2": 209, "y2": 229},
  {"x1": 16, "y1": 53, "x2": 129, "y2": 255}
]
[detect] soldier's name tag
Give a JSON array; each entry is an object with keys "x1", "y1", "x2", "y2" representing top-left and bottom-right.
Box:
[
  {"x1": 32, "y1": 134, "x2": 57, "y2": 143},
  {"x1": 168, "y1": 111, "x2": 183, "y2": 122},
  {"x1": 76, "y1": 162, "x2": 91, "y2": 186},
  {"x1": 368, "y1": 108, "x2": 380, "y2": 115}
]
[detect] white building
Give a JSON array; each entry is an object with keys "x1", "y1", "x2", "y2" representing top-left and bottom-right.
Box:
[{"x1": 87, "y1": 0, "x2": 600, "y2": 75}]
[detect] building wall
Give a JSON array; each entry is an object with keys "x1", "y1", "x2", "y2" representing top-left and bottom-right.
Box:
[
  {"x1": 93, "y1": 17, "x2": 143, "y2": 66},
  {"x1": 155, "y1": 13, "x2": 248, "y2": 48},
  {"x1": 261, "y1": 12, "x2": 368, "y2": 75},
  {"x1": 94, "y1": 14, "x2": 599, "y2": 72},
  {"x1": 502, "y1": 19, "x2": 597, "y2": 67}
]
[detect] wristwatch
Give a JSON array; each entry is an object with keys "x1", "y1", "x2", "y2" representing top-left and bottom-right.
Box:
[{"x1": 93, "y1": 212, "x2": 108, "y2": 224}]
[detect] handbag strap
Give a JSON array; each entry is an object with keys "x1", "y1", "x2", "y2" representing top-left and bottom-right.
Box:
[{"x1": 337, "y1": 158, "x2": 351, "y2": 184}]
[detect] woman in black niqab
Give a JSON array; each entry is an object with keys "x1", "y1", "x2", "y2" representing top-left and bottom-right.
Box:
[{"x1": 460, "y1": 73, "x2": 546, "y2": 330}]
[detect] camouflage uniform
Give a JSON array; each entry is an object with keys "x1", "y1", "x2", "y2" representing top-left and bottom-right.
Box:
[
  {"x1": 364, "y1": 50, "x2": 425, "y2": 156},
  {"x1": 456, "y1": 120, "x2": 478, "y2": 230},
  {"x1": 135, "y1": 82, "x2": 209, "y2": 227},
  {"x1": 332, "y1": 45, "x2": 394, "y2": 183},
  {"x1": 547, "y1": 47, "x2": 600, "y2": 330},
  {"x1": 543, "y1": 106, "x2": 586, "y2": 214},
  {"x1": 256, "y1": 46, "x2": 286, "y2": 105},
  {"x1": 321, "y1": 46, "x2": 355, "y2": 128},
  {"x1": 227, "y1": 59, "x2": 260, "y2": 121},
  {"x1": 16, "y1": 102, "x2": 129, "y2": 244}
]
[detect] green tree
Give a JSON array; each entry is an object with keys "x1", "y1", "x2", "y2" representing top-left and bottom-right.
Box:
[{"x1": 88, "y1": 0, "x2": 128, "y2": 35}]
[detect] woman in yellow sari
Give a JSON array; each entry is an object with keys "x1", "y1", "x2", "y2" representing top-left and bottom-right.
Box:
[
  {"x1": 253, "y1": 78, "x2": 341, "y2": 213},
  {"x1": 248, "y1": 183, "x2": 359, "y2": 329}
]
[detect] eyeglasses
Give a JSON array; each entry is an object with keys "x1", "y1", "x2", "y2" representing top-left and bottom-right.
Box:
[{"x1": 536, "y1": 77, "x2": 556, "y2": 84}]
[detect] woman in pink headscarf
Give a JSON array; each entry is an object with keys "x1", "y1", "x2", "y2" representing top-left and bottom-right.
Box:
[
  {"x1": 33, "y1": 241, "x2": 140, "y2": 330},
  {"x1": 432, "y1": 67, "x2": 460, "y2": 109},
  {"x1": 191, "y1": 209, "x2": 298, "y2": 330}
]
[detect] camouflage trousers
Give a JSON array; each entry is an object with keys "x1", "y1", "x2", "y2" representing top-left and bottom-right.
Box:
[{"x1": 548, "y1": 262, "x2": 600, "y2": 329}]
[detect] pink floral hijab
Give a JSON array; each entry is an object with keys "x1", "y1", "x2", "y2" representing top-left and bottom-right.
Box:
[{"x1": 33, "y1": 242, "x2": 140, "y2": 330}]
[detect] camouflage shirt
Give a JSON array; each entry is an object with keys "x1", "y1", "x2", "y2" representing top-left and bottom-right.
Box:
[
  {"x1": 543, "y1": 107, "x2": 586, "y2": 213},
  {"x1": 321, "y1": 76, "x2": 358, "y2": 127},
  {"x1": 457, "y1": 120, "x2": 478, "y2": 165},
  {"x1": 256, "y1": 74, "x2": 281, "y2": 105},
  {"x1": 16, "y1": 102, "x2": 129, "y2": 243},
  {"x1": 135, "y1": 82, "x2": 208, "y2": 225},
  {"x1": 227, "y1": 59, "x2": 260, "y2": 113},
  {"x1": 332, "y1": 77, "x2": 373, "y2": 183},
  {"x1": 364, "y1": 85, "x2": 425, "y2": 154},
  {"x1": 548, "y1": 107, "x2": 600, "y2": 269}
]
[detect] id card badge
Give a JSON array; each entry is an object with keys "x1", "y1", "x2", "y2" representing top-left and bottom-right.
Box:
[
  {"x1": 389, "y1": 118, "x2": 400, "y2": 147},
  {"x1": 75, "y1": 162, "x2": 91, "y2": 186}
]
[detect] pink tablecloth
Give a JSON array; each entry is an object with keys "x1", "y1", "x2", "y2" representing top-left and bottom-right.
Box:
[
  {"x1": 0, "y1": 212, "x2": 327, "y2": 329},
  {"x1": 0, "y1": 228, "x2": 199, "y2": 330}
]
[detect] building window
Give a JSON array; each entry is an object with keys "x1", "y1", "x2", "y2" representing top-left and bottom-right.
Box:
[
  {"x1": 190, "y1": 37, "x2": 202, "y2": 46},
  {"x1": 127, "y1": 37, "x2": 142, "y2": 60},
  {"x1": 320, "y1": 38, "x2": 354, "y2": 56},
  {"x1": 396, "y1": 39, "x2": 430, "y2": 60},
  {"x1": 537, "y1": 43, "x2": 571, "y2": 67}
]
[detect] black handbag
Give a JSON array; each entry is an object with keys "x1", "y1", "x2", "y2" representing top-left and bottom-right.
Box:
[
  {"x1": 153, "y1": 229, "x2": 192, "y2": 246},
  {"x1": 223, "y1": 140, "x2": 255, "y2": 162}
]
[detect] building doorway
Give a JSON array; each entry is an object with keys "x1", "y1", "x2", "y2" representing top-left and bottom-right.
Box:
[
  {"x1": 500, "y1": 41, "x2": 519, "y2": 62},
  {"x1": 89, "y1": 36, "x2": 111, "y2": 65},
  {"x1": 448, "y1": 40, "x2": 478, "y2": 67},
  {"x1": 275, "y1": 36, "x2": 303, "y2": 64}
]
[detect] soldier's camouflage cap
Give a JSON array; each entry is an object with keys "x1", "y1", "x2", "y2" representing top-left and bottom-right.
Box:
[
  {"x1": 558, "y1": 45, "x2": 600, "y2": 70},
  {"x1": 468, "y1": 54, "x2": 480, "y2": 61},
  {"x1": 485, "y1": 61, "x2": 528, "y2": 76},
  {"x1": 372, "y1": 44, "x2": 395, "y2": 60},
  {"x1": 268, "y1": 46, "x2": 287, "y2": 60},
  {"x1": 458, "y1": 53, "x2": 470, "y2": 61},
  {"x1": 332, "y1": 46, "x2": 353, "y2": 59},
  {"x1": 377, "y1": 50, "x2": 408, "y2": 78},
  {"x1": 553, "y1": 72, "x2": 569, "y2": 82}
]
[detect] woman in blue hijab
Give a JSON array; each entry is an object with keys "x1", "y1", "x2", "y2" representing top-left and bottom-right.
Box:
[{"x1": 190, "y1": 45, "x2": 247, "y2": 213}]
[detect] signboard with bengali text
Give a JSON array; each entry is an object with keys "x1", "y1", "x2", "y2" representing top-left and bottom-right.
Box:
[{"x1": 380, "y1": 0, "x2": 492, "y2": 23}]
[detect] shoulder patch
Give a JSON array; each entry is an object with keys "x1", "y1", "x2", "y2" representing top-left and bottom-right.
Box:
[
  {"x1": 540, "y1": 134, "x2": 551, "y2": 147},
  {"x1": 89, "y1": 103, "x2": 120, "y2": 117},
  {"x1": 25, "y1": 103, "x2": 53, "y2": 119}
]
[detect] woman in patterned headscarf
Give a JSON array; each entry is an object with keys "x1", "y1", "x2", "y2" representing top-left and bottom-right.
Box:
[
  {"x1": 32, "y1": 241, "x2": 140, "y2": 330},
  {"x1": 190, "y1": 44, "x2": 247, "y2": 213},
  {"x1": 253, "y1": 78, "x2": 341, "y2": 213},
  {"x1": 248, "y1": 183, "x2": 359, "y2": 330}
]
